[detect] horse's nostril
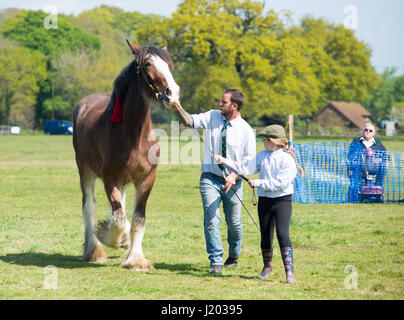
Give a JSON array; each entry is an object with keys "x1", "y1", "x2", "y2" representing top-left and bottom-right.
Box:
[{"x1": 165, "y1": 88, "x2": 171, "y2": 97}]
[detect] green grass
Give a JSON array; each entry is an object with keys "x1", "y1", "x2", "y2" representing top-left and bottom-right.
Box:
[{"x1": 0, "y1": 135, "x2": 403, "y2": 300}]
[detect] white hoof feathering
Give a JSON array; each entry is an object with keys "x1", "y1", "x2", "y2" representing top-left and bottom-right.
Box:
[
  {"x1": 121, "y1": 254, "x2": 153, "y2": 272},
  {"x1": 95, "y1": 217, "x2": 131, "y2": 249},
  {"x1": 83, "y1": 239, "x2": 107, "y2": 263}
]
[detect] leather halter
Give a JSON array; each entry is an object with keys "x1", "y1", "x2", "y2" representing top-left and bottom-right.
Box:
[{"x1": 136, "y1": 56, "x2": 170, "y2": 104}]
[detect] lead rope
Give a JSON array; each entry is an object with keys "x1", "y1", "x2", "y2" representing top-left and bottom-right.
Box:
[
  {"x1": 252, "y1": 186, "x2": 257, "y2": 207},
  {"x1": 230, "y1": 186, "x2": 260, "y2": 232}
]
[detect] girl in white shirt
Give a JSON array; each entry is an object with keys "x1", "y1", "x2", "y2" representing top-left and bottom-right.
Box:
[{"x1": 215, "y1": 124, "x2": 303, "y2": 283}]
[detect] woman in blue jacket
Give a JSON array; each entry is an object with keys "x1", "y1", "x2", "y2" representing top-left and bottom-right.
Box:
[{"x1": 348, "y1": 123, "x2": 387, "y2": 202}]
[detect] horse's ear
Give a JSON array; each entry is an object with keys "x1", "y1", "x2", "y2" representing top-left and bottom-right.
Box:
[
  {"x1": 161, "y1": 45, "x2": 168, "y2": 51},
  {"x1": 126, "y1": 39, "x2": 140, "y2": 56}
]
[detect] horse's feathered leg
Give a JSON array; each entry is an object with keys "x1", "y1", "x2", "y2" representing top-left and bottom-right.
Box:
[
  {"x1": 121, "y1": 169, "x2": 156, "y2": 271},
  {"x1": 95, "y1": 181, "x2": 131, "y2": 249},
  {"x1": 79, "y1": 166, "x2": 107, "y2": 262}
]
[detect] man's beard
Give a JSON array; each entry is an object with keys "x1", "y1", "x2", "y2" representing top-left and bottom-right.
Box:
[{"x1": 221, "y1": 108, "x2": 232, "y2": 119}]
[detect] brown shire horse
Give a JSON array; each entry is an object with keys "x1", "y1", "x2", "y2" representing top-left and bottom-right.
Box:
[{"x1": 73, "y1": 41, "x2": 184, "y2": 271}]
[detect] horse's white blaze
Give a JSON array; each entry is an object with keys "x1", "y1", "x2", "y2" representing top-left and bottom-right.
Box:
[{"x1": 150, "y1": 55, "x2": 180, "y2": 104}]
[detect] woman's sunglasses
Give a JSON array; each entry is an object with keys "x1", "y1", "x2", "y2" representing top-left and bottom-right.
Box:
[{"x1": 363, "y1": 129, "x2": 373, "y2": 132}]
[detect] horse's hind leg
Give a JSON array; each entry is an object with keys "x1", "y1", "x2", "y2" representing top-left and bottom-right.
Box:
[
  {"x1": 95, "y1": 180, "x2": 131, "y2": 249},
  {"x1": 80, "y1": 169, "x2": 107, "y2": 262},
  {"x1": 121, "y1": 170, "x2": 156, "y2": 271}
]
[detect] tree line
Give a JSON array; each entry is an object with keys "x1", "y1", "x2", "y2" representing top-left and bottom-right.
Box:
[{"x1": 0, "y1": 0, "x2": 403, "y2": 130}]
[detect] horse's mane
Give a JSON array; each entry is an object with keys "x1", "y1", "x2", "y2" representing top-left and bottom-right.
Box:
[{"x1": 106, "y1": 45, "x2": 174, "y2": 118}]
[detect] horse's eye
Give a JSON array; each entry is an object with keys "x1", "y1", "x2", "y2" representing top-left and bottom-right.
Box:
[{"x1": 145, "y1": 62, "x2": 151, "y2": 67}]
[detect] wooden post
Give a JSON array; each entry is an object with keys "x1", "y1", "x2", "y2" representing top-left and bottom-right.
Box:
[{"x1": 288, "y1": 114, "x2": 294, "y2": 143}]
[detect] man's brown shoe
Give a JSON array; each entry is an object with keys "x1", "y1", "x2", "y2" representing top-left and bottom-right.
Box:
[{"x1": 209, "y1": 265, "x2": 222, "y2": 275}]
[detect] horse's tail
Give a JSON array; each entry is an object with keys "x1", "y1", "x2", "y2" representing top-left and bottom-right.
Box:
[{"x1": 73, "y1": 103, "x2": 80, "y2": 131}]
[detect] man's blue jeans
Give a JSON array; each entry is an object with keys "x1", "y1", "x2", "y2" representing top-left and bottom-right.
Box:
[{"x1": 200, "y1": 173, "x2": 243, "y2": 266}]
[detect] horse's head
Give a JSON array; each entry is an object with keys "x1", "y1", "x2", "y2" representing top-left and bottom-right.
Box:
[{"x1": 126, "y1": 40, "x2": 180, "y2": 109}]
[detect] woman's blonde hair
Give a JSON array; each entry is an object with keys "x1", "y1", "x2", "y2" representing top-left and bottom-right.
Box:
[{"x1": 269, "y1": 137, "x2": 304, "y2": 176}]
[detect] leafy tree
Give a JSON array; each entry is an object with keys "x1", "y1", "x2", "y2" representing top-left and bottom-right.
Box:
[
  {"x1": 0, "y1": 8, "x2": 20, "y2": 25},
  {"x1": 179, "y1": 61, "x2": 242, "y2": 114},
  {"x1": 0, "y1": 46, "x2": 47, "y2": 125},
  {"x1": 137, "y1": 0, "x2": 284, "y2": 117},
  {"x1": 393, "y1": 74, "x2": 404, "y2": 102},
  {"x1": 1, "y1": 10, "x2": 101, "y2": 58},
  {"x1": 322, "y1": 24, "x2": 377, "y2": 103},
  {"x1": 39, "y1": 6, "x2": 161, "y2": 124},
  {"x1": 291, "y1": 15, "x2": 378, "y2": 133},
  {"x1": 31, "y1": 6, "x2": 162, "y2": 127},
  {"x1": 111, "y1": 10, "x2": 163, "y2": 38},
  {"x1": 49, "y1": 49, "x2": 118, "y2": 111},
  {"x1": 290, "y1": 16, "x2": 378, "y2": 104},
  {"x1": 364, "y1": 69, "x2": 404, "y2": 123},
  {"x1": 41, "y1": 95, "x2": 71, "y2": 121},
  {"x1": 390, "y1": 101, "x2": 404, "y2": 125},
  {"x1": 72, "y1": 6, "x2": 133, "y2": 80},
  {"x1": 1, "y1": 10, "x2": 103, "y2": 127},
  {"x1": 0, "y1": 3, "x2": 381, "y2": 132},
  {"x1": 136, "y1": 0, "x2": 377, "y2": 126},
  {"x1": 73, "y1": 6, "x2": 116, "y2": 38},
  {"x1": 0, "y1": 33, "x2": 18, "y2": 48}
]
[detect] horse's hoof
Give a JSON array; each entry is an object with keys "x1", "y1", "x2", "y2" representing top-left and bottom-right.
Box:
[
  {"x1": 119, "y1": 232, "x2": 131, "y2": 249},
  {"x1": 112, "y1": 209, "x2": 127, "y2": 229},
  {"x1": 83, "y1": 242, "x2": 107, "y2": 263},
  {"x1": 121, "y1": 256, "x2": 153, "y2": 272},
  {"x1": 95, "y1": 218, "x2": 130, "y2": 249}
]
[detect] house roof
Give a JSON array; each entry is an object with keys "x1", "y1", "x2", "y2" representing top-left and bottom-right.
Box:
[{"x1": 318, "y1": 101, "x2": 372, "y2": 128}]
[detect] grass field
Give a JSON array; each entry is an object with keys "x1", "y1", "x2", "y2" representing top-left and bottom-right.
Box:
[{"x1": 0, "y1": 134, "x2": 403, "y2": 300}]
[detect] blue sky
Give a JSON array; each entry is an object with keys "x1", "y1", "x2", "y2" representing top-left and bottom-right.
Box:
[{"x1": 1, "y1": 0, "x2": 403, "y2": 75}]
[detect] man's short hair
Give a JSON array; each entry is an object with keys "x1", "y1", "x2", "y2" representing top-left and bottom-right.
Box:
[{"x1": 224, "y1": 89, "x2": 244, "y2": 111}]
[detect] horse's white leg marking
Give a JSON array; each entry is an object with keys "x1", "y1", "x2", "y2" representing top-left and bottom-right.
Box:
[
  {"x1": 121, "y1": 184, "x2": 127, "y2": 215},
  {"x1": 83, "y1": 184, "x2": 96, "y2": 242},
  {"x1": 150, "y1": 55, "x2": 180, "y2": 104},
  {"x1": 82, "y1": 174, "x2": 107, "y2": 262},
  {"x1": 114, "y1": 184, "x2": 131, "y2": 248},
  {"x1": 121, "y1": 192, "x2": 152, "y2": 271},
  {"x1": 125, "y1": 219, "x2": 146, "y2": 262}
]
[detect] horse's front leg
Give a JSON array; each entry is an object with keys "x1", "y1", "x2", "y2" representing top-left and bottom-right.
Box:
[
  {"x1": 121, "y1": 171, "x2": 156, "y2": 271},
  {"x1": 95, "y1": 180, "x2": 131, "y2": 249}
]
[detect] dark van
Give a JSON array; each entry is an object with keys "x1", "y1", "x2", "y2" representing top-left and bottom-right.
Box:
[{"x1": 44, "y1": 120, "x2": 73, "y2": 135}]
